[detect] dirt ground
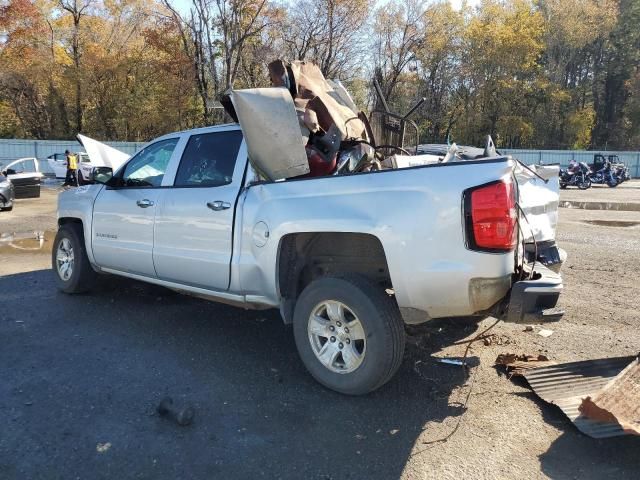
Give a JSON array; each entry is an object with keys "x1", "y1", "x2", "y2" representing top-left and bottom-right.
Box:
[{"x1": 1, "y1": 181, "x2": 639, "y2": 479}]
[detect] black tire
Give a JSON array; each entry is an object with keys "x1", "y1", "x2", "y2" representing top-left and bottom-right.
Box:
[
  {"x1": 293, "y1": 275, "x2": 405, "y2": 395},
  {"x1": 578, "y1": 178, "x2": 591, "y2": 189},
  {"x1": 1, "y1": 205, "x2": 13, "y2": 211},
  {"x1": 52, "y1": 224, "x2": 97, "y2": 293}
]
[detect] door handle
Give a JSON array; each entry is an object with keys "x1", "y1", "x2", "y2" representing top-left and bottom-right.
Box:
[
  {"x1": 207, "y1": 200, "x2": 231, "y2": 211},
  {"x1": 136, "y1": 199, "x2": 154, "y2": 208}
]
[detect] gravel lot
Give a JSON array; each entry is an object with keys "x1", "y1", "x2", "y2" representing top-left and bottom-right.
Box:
[{"x1": 1, "y1": 181, "x2": 639, "y2": 479}]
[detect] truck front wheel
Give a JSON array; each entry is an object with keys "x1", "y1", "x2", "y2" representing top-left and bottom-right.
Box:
[
  {"x1": 52, "y1": 224, "x2": 97, "y2": 293},
  {"x1": 293, "y1": 275, "x2": 405, "y2": 395}
]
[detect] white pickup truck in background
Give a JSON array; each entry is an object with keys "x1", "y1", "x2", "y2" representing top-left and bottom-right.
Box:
[{"x1": 52, "y1": 61, "x2": 565, "y2": 394}]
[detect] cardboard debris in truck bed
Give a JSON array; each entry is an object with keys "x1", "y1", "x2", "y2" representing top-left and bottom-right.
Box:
[{"x1": 523, "y1": 355, "x2": 639, "y2": 438}]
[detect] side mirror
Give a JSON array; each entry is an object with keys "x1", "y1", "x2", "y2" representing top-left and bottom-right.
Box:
[{"x1": 93, "y1": 166, "x2": 113, "y2": 185}]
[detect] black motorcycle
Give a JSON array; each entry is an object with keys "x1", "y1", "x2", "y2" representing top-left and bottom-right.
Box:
[
  {"x1": 560, "y1": 163, "x2": 591, "y2": 189},
  {"x1": 612, "y1": 164, "x2": 631, "y2": 183},
  {"x1": 589, "y1": 163, "x2": 618, "y2": 187}
]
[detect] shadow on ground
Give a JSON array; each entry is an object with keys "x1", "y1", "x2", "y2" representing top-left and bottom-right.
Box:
[
  {"x1": 509, "y1": 386, "x2": 640, "y2": 479},
  {"x1": 0, "y1": 269, "x2": 477, "y2": 479},
  {"x1": 3, "y1": 269, "x2": 638, "y2": 478}
]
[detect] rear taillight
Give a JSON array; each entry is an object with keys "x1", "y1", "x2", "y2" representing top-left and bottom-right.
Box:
[{"x1": 464, "y1": 179, "x2": 517, "y2": 252}]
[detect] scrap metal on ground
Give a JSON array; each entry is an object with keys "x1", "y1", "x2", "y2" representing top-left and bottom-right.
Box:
[
  {"x1": 495, "y1": 353, "x2": 556, "y2": 378},
  {"x1": 523, "y1": 355, "x2": 639, "y2": 438}
]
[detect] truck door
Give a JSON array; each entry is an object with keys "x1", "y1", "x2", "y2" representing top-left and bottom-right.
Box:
[
  {"x1": 153, "y1": 128, "x2": 245, "y2": 291},
  {"x1": 91, "y1": 138, "x2": 180, "y2": 276}
]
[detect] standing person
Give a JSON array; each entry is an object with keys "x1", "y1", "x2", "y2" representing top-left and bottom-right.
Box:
[{"x1": 63, "y1": 149, "x2": 78, "y2": 187}]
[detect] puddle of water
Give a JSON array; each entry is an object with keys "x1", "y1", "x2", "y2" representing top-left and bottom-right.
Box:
[
  {"x1": 0, "y1": 230, "x2": 56, "y2": 255},
  {"x1": 582, "y1": 220, "x2": 640, "y2": 228}
]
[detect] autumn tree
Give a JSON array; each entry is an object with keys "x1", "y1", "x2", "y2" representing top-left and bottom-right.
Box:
[{"x1": 281, "y1": 0, "x2": 372, "y2": 79}]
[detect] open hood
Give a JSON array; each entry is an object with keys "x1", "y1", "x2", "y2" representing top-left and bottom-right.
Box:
[{"x1": 77, "y1": 134, "x2": 130, "y2": 172}]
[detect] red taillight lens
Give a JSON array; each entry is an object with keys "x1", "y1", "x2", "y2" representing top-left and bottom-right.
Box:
[{"x1": 467, "y1": 180, "x2": 517, "y2": 251}]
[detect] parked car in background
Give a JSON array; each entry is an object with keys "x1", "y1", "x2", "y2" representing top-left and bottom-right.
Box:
[
  {"x1": 47, "y1": 152, "x2": 90, "y2": 179},
  {"x1": 0, "y1": 157, "x2": 43, "y2": 198},
  {"x1": 0, "y1": 173, "x2": 15, "y2": 211}
]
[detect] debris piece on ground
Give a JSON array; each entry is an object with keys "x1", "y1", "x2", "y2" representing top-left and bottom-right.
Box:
[
  {"x1": 482, "y1": 333, "x2": 512, "y2": 346},
  {"x1": 524, "y1": 325, "x2": 534, "y2": 332},
  {"x1": 96, "y1": 442, "x2": 111, "y2": 453},
  {"x1": 524, "y1": 355, "x2": 637, "y2": 438},
  {"x1": 579, "y1": 357, "x2": 640, "y2": 436},
  {"x1": 157, "y1": 397, "x2": 195, "y2": 427},
  {"x1": 437, "y1": 358, "x2": 465, "y2": 366},
  {"x1": 537, "y1": 329, "x2": 554, "y2": 338},
  {"x1": 495, "y1": 353, "x2": 556, "y2": 377}
]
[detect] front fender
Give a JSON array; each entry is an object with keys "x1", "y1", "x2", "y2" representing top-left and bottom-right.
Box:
[{"x1": 57, "y1": 184, "x2": 103, "y2": 265}]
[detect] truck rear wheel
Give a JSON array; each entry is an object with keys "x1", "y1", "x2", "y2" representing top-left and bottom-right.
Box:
[
  {"x1": 293, "y1": 275, "x2": 405, "y2": 395},
  {"x1": 52, "y1": 224, "x2": 97, "y2": 293}
]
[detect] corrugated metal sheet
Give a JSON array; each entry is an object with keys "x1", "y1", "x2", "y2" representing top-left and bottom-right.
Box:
[
  {"x1": 524, "y1": 356, "x2": 637, "y2": 438},
  {"x1": 580, "y1": 358, "x2": 640, "y2": 435}
]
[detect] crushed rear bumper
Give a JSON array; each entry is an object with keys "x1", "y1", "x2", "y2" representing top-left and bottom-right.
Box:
[{"x1": 504, "y1": 264, "x2": 563, "y2": 323}]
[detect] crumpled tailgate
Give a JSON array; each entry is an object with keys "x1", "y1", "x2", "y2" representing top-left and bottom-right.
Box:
[{"x1": 514, "y1": 163, "x2": 560, "y2": 243}]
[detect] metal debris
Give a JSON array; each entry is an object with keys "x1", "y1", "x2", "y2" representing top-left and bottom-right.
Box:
[
  {"x1": 482, "y1": 333, "x2": 511, "y2": 346},
  {"x1": 524, "y1": 355, "x2": 637, "y2": 438},
  {"x1": 579, "y1": 357, "x2": 640, "y2": 436},
  {"x1": 437, "y1": 358, "x2": 465, "y2": 366},
  {"x1": 495, "y1": 353, "x2": 556, "y2": 378}
]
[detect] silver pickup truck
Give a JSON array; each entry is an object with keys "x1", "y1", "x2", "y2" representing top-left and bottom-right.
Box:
[{"x1": 53, "y1": 85, "x2": 564, "y2": 395}]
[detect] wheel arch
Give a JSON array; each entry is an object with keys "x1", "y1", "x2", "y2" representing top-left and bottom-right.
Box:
[
  {"x1": 276, "y1": 232, "x2": 392, "y2": 324},
  {"x1": 57, "y1": 216, "x2": 96, "y2": 267}
]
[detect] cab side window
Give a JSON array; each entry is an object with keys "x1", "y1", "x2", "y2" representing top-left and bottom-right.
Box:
[
  {"x1": 121, "y1": 138, "x2": 178, "y2": 187},
  {"x1": 174, "y1": 131, "x2": 243, "y2": 187}
]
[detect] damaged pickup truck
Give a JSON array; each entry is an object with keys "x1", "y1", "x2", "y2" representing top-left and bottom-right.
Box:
[{"x1": 53, "y1": 60, "x2": 565, "y2": 395}]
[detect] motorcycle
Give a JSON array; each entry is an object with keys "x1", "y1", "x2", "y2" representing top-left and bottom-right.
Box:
[
  {"x1": 560, "y1": 162, "x2": 591, "y2": 189},
  {"x1": 589, "y1": 163, "x2": 618, "y2": 187},
  {"x1": 612, "y1": 164, "x2": 630, "y2": 184}
]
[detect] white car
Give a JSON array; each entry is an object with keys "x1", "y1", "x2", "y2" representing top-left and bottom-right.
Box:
[
  {"x1": 47, "y1": 152, "x2": 90, "y2": 180},
  {"x1": 0, "y1": 157, "x2": 44, "y2": 198}
]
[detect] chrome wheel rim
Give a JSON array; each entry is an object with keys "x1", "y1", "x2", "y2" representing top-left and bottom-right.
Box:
[
  {"x1": 308, "y1": 300, "x2": 366, "y2": 374},
  {"x1": 56, "y1": 238, "x2": 74, "y2": 281}
]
